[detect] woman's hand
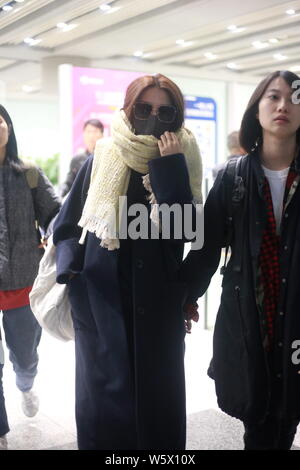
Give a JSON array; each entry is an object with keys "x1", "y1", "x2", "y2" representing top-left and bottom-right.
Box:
[
  {"x1": 184, "y1": 303, "x2": 199, "y2": 334},
  {"x1": 158, "y1": 131, "x2": 182, "y2": 157}
]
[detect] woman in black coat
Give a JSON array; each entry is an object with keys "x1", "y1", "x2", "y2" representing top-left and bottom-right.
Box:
[
  {"x1": 53, "y1": 74, "x2": 202, "y2": 450},
  {"x1": 180, "y1": 70, "x2": 300, "y2": 450}
]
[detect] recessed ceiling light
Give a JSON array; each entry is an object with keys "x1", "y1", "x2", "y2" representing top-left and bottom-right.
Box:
[
  {"x1": 227, "y1": 25, "x2": 237, "y2": 31},
  {"x1": 176, "y1": 39, "x2": 193, "y2": 47},
  {"x1": 62, "y1": 24, "x2": 78, "y2": 32},
  {"x1": 231, "y1": 27, "x2": 246, "y2": 33},
  {"x1": 133, "y1": 50, "x2": 143, "y2": 57},
  {"x1": 57, "y1": 22, "x2": 67, "y2": 28},
  {"x1": 273, "y1": 53, "x2": 288, "y2": 60},
  {"x1": 2, "y1": 5, "x2": 13, "y2": 11},
  {"x1": 227, "y1": 62, "x2": 241, "y2": 70},
  {"x1": 286, "y1": 9, "x2": 295, "y2": 15},
  {"x1": 204, "y1": 52, "x2": 218, "y2": 60},
  {"x1": 15, "y1": 0, "x2": 25, "y2": 2},
  {"x1": 290, "y1": 65, "x2": 300, "y2": 72},
  {"x1": 269, "y1": 38, "x2": 279, "y2": 43},
  {"x1": 99, "y1": 4, "x2": 112, "y2": 12},
  {"x1": 252, "y1": 40, "x2": 269, "y2": 49},
  {"x1": 23, "y1": 37, "x2": 42, "y2": 46},
  {"x1": 22, "y1": 85, "x2": 34, "y2": 93}
]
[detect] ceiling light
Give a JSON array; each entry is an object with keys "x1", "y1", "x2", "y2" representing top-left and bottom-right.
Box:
[
  {"x1": 99, "y1": 4, "x2": 112, "y2": 12},
  {"x1": 273, "y1": 53, "x2": 288, "y2": 60},
  {"x1": 231, "y1": 27, "x2": 246, "y2": 33},
  {"x1": 204, "y1": 52, "x2": 218, "y2": 60},
  {"x1": 15, "y1": 0, "x2": 25, "y2": 2},
  {"x1": 133, "y1": 50, "x2": 143, "y2": 57},
  {"x1": 269, "y1": 38, "x2": 279, "y2": 43},
  {"x1": 2, "y1": 5, "x2": 13, "y2": 11},
  {"x1": 22, "y1": 85, "x2": 34, "y2": 93},
  {"x1": 227, "y1": 25, "x2": 237, "y2": 31},
  {"x1": 61, "y1": 24, "x2": 78, "y2": 32},
  {"x1": 226, "y1": 62, "x2": 241, "y2": 70},
  {"x1": 286, "y1": 9, "x2": 295, "y2": 15},
  {"x1": 252, "y1": 40, "x2": 269, "y2": 49},
  {"x1": 57, "y1": 22, "x2": 67, "y2": 28},
  {"x1": 23, "y1": 37, "x2": 42, "y2": 46},
  {"x1": 290, "y1": 65, "x2": 300, "y2": 72},
  {"x1": 176, "y1": 39, "x2": 193, "y2": 47}
]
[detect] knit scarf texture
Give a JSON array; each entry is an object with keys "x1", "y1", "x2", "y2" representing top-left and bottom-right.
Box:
[{"x1": 78, "y1": 109, "x2": 202, "y2": 250}]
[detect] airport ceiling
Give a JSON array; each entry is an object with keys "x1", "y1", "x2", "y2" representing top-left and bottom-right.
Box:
[{"x1": 0, "y1": 0, "x2": 300, "y2": 97}]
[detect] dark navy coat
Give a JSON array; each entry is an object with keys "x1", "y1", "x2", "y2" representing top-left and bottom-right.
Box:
[{"x1": 53, "y1": 153, "x2": 196, "y2": 450}]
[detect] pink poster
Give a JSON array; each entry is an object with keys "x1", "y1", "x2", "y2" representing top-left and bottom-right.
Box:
[{"x1": 72, "y1": 66, "x2": 144, "y2": 154}]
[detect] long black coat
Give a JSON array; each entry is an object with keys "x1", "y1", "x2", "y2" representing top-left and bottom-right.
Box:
[
  {"x1": 180, "y1": 151, "x2": 300, "y2": 424},
  {"x1": 53, "y1": 153, "x2": 195, "y2": 450}
]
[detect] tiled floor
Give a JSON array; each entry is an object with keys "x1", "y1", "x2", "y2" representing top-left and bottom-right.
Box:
[{"x1": 1, "y1": 320, "x2": 299, "y2": 450}]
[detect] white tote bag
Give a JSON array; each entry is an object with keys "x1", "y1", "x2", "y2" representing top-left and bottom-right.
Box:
[{"x1": 29, "y1": 234, "x2": 75, "y2": 341}]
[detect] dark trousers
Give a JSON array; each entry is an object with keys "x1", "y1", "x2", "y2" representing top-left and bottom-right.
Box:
[{"x1": 0, "y1": 305, "x2": 42, "y2": 435}]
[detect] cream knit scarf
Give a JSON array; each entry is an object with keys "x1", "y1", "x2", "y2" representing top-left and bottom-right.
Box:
[{"x1": 78, "y1": 109, "x2": 202, "y2": 250}]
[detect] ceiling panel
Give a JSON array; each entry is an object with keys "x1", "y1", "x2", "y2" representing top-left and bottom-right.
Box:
[{"x1": 0, "y1": 0, "x2": 299, "y2": 97}]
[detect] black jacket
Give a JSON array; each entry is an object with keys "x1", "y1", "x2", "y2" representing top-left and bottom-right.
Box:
[{"x1": 180, "y1": 150, "x2": 300, "y2": 423}]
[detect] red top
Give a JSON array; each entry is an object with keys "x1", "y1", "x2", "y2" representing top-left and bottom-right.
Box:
[{"x1": 0, "y1": 287, "x2": 32, "y2": 311}]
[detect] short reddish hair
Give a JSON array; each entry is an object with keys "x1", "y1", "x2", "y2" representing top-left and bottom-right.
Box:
[{"x1": 123, "y1": 73, "x2": 184, "y2": 132}]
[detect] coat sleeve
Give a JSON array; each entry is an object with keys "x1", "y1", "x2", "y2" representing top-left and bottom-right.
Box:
[
  {"x1": 33, "y1": 168, "x2": 61, "y2": 232},
  {"x1": 179, "y1": 169, "x2": 227, "y2": 302},
  {"x1": 53, "y1": 157, "x2": 92, "y2": 284},
  {"x1": 148, "y1": 153, "x2": 200, "y2": 242}
]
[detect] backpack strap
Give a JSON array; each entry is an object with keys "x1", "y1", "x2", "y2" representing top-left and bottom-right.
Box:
[
  {"x1": 24, "y1": 165, "x2": 43, "y2": 244},
  {"x1": 25, "y1": 166, "x2": 39, "y2": 189},
  {"x1": 220, "y1": 155, "x2": 246, "y2": 275}
]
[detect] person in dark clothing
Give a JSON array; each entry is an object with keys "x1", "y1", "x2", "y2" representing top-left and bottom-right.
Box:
[
  {"x1": 53, "y1": 73, "x2": 202, "y2": 450},
  {"x1": 60, "y1": 119, "x2": 104, "y2": 197},
  {"x1": 212, "y1": 130, "x2": 245, "y2": 180},
  {"x1": 180, "y1": 70, "x2": 300, "y2": 450},
  {"x1": 0, "y1": 104, "x2": 61, "y2": 450}
]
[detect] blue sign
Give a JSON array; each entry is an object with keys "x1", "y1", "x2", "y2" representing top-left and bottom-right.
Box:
[{"x1": 184, "y1": 96, "x2": 217, "y2": 121}]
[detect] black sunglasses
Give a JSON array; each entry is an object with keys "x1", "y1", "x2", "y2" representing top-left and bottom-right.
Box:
[{"x1": 133, "y1": 102, "x2": 177, "y2": 123}]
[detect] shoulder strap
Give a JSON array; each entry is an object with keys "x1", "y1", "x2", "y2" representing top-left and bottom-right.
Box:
[
  {"x1": 220, "y1": 156, "x2": 246, "y2": 275},
  {"x1": 25, "y1": 165, "x2": 39, "y2": 189},
  {"x1": 24, "y1": 165, "x2": 42, "y2": 243}
]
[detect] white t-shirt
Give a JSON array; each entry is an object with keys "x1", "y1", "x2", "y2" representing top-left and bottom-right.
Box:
[{"x1": 262, "y1": 165, "x2": 290, "y2": 234}]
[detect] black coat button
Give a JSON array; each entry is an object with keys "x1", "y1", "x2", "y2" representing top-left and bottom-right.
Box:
[
  {"x1": 136, "y1": 259, "x2": 144, "y2": 269},
  {"x1": 137, "y1": 306, "x2": 145, "y2": 315}
]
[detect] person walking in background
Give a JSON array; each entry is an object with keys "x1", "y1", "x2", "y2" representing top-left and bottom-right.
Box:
[
  {"x1": 0, "y1": 105, "x2": 61, "y2": 450},
  {"x1": 212, "y1": 130, "x2": 245, "y2": 180},
  {"x1": 180, "y1": 70, "x2": 300, "y2": 450},
  {"x1": 60, "y1": 119, "x2": 104, "y2": 197},
  {"x1": 53, "y1": 73, "x2": 202, "y2": 450}
]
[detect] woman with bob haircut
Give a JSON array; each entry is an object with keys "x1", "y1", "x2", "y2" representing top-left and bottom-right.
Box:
[
  {"x1": 180, "y1": 70, "x2": 300, "y2": 450},
  {"x1": 0, "y1": 104, "x2": 60, "y2": 450},
  {"x1": 53, "y1": 73, "x2": 202, "y2": 450}
]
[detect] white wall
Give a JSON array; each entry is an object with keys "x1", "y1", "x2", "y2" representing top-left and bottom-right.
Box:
[
  {"x1": 3, "y1": 98, "x2": 60, "y2": 161},
  {"x1": 226, "y1": 81, "x2": 257, "y2": 142}
]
